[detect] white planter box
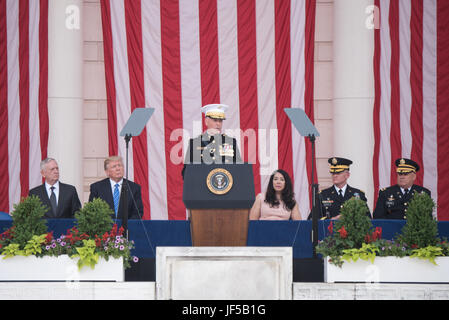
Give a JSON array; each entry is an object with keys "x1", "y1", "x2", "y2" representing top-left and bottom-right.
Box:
[
  {"x1": 0, "y1": 255, "x2": 124, "y2": 281},
  {"x1": 324, "y1": 256, "x2": 449, "y2": 283}
]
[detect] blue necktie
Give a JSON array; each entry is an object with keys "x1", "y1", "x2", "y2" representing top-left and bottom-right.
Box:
[{"x1": 113, "y1": 183, "x2": 120, "y2": 218}]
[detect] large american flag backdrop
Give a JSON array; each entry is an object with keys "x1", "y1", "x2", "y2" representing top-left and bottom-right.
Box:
[
  {"x1": 0, "y1": 0, "x2": 48, "y2": 214},
  {"x1": 100, "y1": 0, "x2": 316, "y2": 220},
  {"x1": 373, "y1": 0, "x2": 449, "y2": 220},
  {"x1": 2, "y1": 0, "x2": 449, "y2": 221}
]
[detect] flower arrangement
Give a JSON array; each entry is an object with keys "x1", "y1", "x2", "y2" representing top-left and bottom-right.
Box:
[
  {"x1": 316, "y1": 193, "x2": 449, "y2": 267},
  {"x1": 0, "y1": 196, "x2": 138, "y2": 270}
]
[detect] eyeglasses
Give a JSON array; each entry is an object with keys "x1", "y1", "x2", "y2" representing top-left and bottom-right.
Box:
[{"x1": 397, "y1": 172, "x2": 412, "y2": 176}]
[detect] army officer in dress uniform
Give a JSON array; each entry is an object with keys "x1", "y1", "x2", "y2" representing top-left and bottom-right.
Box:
[
  {"x1": 373, "y1": 158, "x2": 431, "y2": 220},
  {"x1": 309, "y1": 157, "x2": 368, "y2": 220},
  {"x1": 182, "y1": 104, "x2": 242, "y2": 178}
]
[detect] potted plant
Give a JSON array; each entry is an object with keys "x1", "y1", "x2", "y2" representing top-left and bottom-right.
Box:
[
  {"x1": 0, "y1": 196, "x2": 137, "y2": 281},
  {"x1": 317, "y1": 194, "x2": 449, "y2": 283}
]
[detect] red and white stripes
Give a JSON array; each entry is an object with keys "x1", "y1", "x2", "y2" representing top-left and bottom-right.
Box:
[
  {"x1": 100, "y1": 0, "x2": 316, "y2": 220},
  {"x1": 373, "y1": 0, "x2": 449, "y2": 220},
  {"x1": 436, "y1": 1, "x2": 449, "y2": 221},
  {"x1": 0, "y1": 0, "x2": 48, "y2": 213}
]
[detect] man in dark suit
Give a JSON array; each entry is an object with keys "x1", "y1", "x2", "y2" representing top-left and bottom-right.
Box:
[
  {"x1": 29, "y1": 158, "x2": 81, "y2": 219},
  {"x1": 309, "y1": 157, "x2": 368, "y2": 220},
  {"x1": 373, "y1": 158, "x2": 431, "y2": 220},
  {"x1": 89, "y1": 156, "x2": 143, "y2": 220},
  {"x1": 182, "y1": 104, "x2": 242, "y2": 178}
]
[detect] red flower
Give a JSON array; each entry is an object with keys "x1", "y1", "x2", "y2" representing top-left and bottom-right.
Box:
[
  {"x1": 45, "y1": 231, "x2": 53, "y2": 243},
  {"x1": 373, "y1": 227, "x2": 382, "y2": 240},
  {"x1": 80, "y1": 233, "x2": 89, "y2": 240},
  {"x1": 65, "y1": 233, "x2": 74, "y2": 244},
  {"x1": 111, "y1": 224, "x2": 118, "y2": 237},
  {"x1": 118, "y1": 226, "x2": 124, "y2": 236},
  {"x1": 338, "y1": 226, "x2": 348, "y2": 239},
  {"x1": 0, "y1": 226, "x2": 15, "y2": 240},
  {"x1": 411, "y1": 244, "x2": 418, "y2": 249},
  {"x1": 365, "y1": 227, "x2": 382, "y2": 243},
  {"x1": 94, "y1": 236, "x2": 102, "y2": 247},
  {"x1": 327, "y1": 222, "x2": 333, "y2": 235},
  {"x1": 364, "y1": 234, "x2": 372, "y2": 243}
]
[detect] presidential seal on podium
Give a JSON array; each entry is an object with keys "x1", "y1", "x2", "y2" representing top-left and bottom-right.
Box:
[{"x1": 206, "y1": 168, "x2": 233, "y2": 195}]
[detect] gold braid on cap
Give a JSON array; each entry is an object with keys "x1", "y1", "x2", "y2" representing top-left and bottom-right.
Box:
[
  {"x1": 396, "y1": 164, "x2": 416, "y2": 173},
  {"x1": 330, "y1": 165, "x2": 349, "y2": 170},
  {"x1": 206, "y1": 111, "x2": 226, "y2": 120},
  {"x1": 329, "y1": 164, "x2": 349, "y2": 173}
]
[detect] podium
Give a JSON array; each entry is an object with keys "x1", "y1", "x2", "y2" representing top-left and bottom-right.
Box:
[{"x1": 183, "y1": 164, "x2": 255, "y2": 246}]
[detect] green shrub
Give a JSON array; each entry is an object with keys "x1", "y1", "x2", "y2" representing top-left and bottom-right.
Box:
[
  {"x1": 9, "y1": 196, "x2": 48, "y2": 248},
  {"x1": 398, "y1": 191, "x2": 437, "y2": 248},
  {"x1": 75, "y1": 198, "x2": 114, "y2": 238},
  {"x1": 333, "y1": 198, "x2": 372, "y2": 248}
]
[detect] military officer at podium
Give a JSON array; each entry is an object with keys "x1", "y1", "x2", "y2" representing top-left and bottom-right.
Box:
[
  {"x1": 373, "y1": 158, "x2": 431, "y2": 220},
  {"x1": 309, "y1": 157, "x2": 368, "y2": 220},
  {"x1": 182, "y1": 104, "x2": 242, "y2": 178}
]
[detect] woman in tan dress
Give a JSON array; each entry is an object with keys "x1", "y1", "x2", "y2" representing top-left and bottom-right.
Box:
[{"x1": 249, "y1": 169, "x2": 302, "y2": 220}]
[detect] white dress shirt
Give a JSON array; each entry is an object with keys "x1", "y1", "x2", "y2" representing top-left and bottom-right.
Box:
[
  {"x1": 334, "y1": 184, "x2": 348, "y2": 197},
  {"x1": 109, "y1": 179, "x2": 123, "y2": 196},
  {"x1": 400, "y1": 187, "x2": 411, "y2": 195},
  {"x1": 45, "y1": 181, "x2": 60, "y2": 205}
]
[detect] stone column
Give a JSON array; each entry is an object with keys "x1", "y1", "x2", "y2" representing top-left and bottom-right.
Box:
[
  {"x1": 333, "y1": 0, "x2": 375, "y2": 209},
  {"x1": 47, "y1": 0, "x2": 83, "y2": 196}
]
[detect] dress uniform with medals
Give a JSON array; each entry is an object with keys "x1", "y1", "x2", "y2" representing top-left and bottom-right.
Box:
[
  {"x1": 373, "y1": 158, "x2": 431, "y2": 220},
  {"x1": 182, "y1": 104, "x2": 242, "y2": 178},
  {"x1": 310, "y1": 157, "x2": 368, "y2": 219}
]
